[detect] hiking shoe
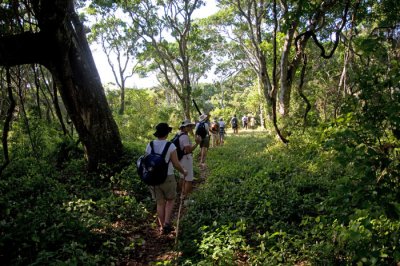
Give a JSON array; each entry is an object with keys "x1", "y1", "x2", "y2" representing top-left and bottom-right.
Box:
[{"x1": 162, "y1": 223, "x2": 174, "y2": 235}]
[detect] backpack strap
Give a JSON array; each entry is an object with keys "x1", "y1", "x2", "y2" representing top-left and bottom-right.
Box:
[
  {"x1": 178, "y1": 132, "x2": 187, "y2": 139},
  {"x1": 160, "y1": 141, "x2": 172, "y2": 160},
  {"x1": 176, "y1": 132, "x2": 187, "y2": 154},
  {"x1": 149, "y1": 141, "x2": 171, "y2": 158},
  {"x1": 149, "y1": 141, "x2": 155, "y2": 154}
]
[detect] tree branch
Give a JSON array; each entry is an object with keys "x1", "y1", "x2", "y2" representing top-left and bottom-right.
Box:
[{"x1": 0, "y1": 32, "x2": 53, "y2": 67}]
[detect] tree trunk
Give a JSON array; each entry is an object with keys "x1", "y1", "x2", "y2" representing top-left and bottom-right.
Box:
[
  {"x1": 0, "y1": 1, "x2": 123, "y2": 170},
  {"x1": 259, "y1": 55, "x2": 273, "y2": 120},
  {"x1": 119, "y1": 81, "x2": 126, "y2": 115},
  {"x1": 279, "y1": 22, "x2": 297, "y2": 116},
  {"x1": 182, "y1": 84, "x2": 192, "y2": 120},
  {"x1": 0, "y1": 68, "x2": 15, "y2": 175},
  {"x1": 49, "y1": 35, "x2": 123, "y2": 170},
  {"x1": 257, "y1": 78, "x2": 266, "y2": 129}
]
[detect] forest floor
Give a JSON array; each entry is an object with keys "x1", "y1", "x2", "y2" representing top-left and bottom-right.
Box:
[{"x1": 120, "y1": 163, "x2": 209, "y2": 265}]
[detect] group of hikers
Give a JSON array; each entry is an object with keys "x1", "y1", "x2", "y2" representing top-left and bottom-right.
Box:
[
  {"x1": 139, "y1": 113, "x2": 256, "y2": 235},
  {"x1": 230, "y1": 114, "x2": 257, "y2": 133}
]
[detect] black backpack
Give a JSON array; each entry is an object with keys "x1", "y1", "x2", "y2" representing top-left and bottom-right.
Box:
[
  {"x1": 231, "y1": 117, "x2": 238, "y2": 127},
  {"x1": 171, "y1": 133, "x2": 186, "y2": 160},
  {"x1": 196, "y1": 122, "x2": 207, "y2": 138},
  {"x1": 136, "y1": 141, "x2": 172, "y2": 186}
]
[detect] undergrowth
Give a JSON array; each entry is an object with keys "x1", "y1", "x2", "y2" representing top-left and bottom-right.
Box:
[
  {"x1": 0, "y1": 143, "x2": 150, "y2": 265},
  {"x1": 0, "y1": 126, "x2": 398, "y2": 265},
  {"x1": 178, "y1": 129, "x2": 400, "y2": 265}
]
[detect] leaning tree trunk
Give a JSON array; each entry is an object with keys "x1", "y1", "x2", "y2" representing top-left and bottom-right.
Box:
[
  {"x1": 49, "y1": 31, "x2": 123, "y2": 170},
  {"x1": 47, "y1": 2, "x2": 123, "y2": 170},
  {"x1": 0, "y1": 0, "x2": 123, "y2": 171}
]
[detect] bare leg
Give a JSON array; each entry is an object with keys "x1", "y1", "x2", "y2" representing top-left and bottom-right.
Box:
[
  {"x1": 184, "y1": 181, "x2": 192, "y2": 195},
  {"x1": 200, "y1": 147, "x2": 208, "y2": 164},
  {"x1": 164, "y1": 199, "x2": 175, "y2": 226},
  {"x1": 156, "y1": 200, "x2": 166, "y2": 228},
  {"x1": 179, "y1": 179, "x2": 192, "y2": 197}
]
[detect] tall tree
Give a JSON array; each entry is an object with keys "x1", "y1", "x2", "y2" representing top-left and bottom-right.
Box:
[
  {"x1": 214, "y1": 0, "x2": 352, "y2": 142},
  {"x1": 0, "y1": 0, "x2": 123, "y2": 170},
  {"x1": 88, "y1": 7, "x2": 140, "y2": 115},
  {"x1": 121, "y1": 0, "x2": 210, "y2": 119}
]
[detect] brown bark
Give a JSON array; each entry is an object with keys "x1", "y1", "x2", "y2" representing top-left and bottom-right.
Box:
[
  {"x1": 0, "y1": 1, "x2": 123, "y2": 170},
  {"x1": 0, "y1": 68, "x2": 15, "y2": 175},
  {"x1": 272, "y1": 0, "x2": 288, "y2": 143},
  {"x1": 279, "y1": 21, "x2": 298, "y2": 116}
]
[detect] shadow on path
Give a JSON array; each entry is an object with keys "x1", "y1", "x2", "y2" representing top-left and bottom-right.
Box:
[{"x1": 120, "y1": 162, "x2": 208, "y2": 265}]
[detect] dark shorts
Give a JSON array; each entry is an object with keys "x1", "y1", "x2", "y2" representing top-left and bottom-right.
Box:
[{"x1": 200, "y1": 136, "x2": 210, "y2": 148}]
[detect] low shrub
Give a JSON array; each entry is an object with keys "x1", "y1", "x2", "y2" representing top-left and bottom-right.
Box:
[{"x1": 178, "y1": 130, "x2": 400, "y2": 265}]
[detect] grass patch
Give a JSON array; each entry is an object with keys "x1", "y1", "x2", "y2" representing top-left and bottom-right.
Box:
[{"x1": 178, "y1": 130, "x2": 400, "y2": 265}]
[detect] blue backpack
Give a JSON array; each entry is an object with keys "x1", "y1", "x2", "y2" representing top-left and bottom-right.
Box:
[{"x1": 136, "y1": 141, "x2": 171, "y2": 186}]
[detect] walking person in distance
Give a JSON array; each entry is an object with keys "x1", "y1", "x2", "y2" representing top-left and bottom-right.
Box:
[
  {"x1": 195, "y1": 114, "x2": 210, "y2": 168},
  {"x1": 218, "y1": 117, "x2": 226, "y2": 145},
  {"x1": 230, "y1": 114, "x2": 239, "y2": 134},
  {"x1": 210, "y1": 117, "x2": 220, "y2": 147}
]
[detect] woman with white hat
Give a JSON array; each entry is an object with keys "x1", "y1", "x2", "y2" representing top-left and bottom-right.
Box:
[{"x1": 176, "y1": 119, "x2": 201, "y2": 196}]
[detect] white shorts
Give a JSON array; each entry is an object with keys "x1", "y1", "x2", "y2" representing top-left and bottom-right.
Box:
[{"x1": 179, "y1": 154, "x2": 194, "y2": 181}]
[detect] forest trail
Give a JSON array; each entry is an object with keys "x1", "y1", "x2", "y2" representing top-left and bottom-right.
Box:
[
  {"x1": 121, "y1": 130, "x2": 254, "y2": 265},
  {"x1": 121, "y1": 162, "x2": 210, "y2": 265}
]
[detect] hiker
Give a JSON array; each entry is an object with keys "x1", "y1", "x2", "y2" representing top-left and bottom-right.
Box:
[
  {"x1": 176, "y1": 119, "x2": 201, "y2": 197},
  {"x1": 209, "y1": 117, "x2": 220, "y2": 147},
  {"x1": 230, "y1": 114, "x2": 239, "y2": 134},
  {"x1": 249, "y1": 116, "x2": 256, "y2": 129},
  {"x1": 218, "y1": 117, "x2": 226, "y2": 145},
  {"x1": 242, "y1": 115, "x2": 248, "y2": 130},
  {"x1": 145, "y1": 123, "x2": 187, "y2": 235},
  {"x1": 195, "y1": 114, "x2": 210, "y2": 168}
]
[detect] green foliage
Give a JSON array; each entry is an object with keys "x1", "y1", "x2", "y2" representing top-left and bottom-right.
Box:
[
  {"x1": 108, "y1": 88, "x2": 164, "y2": 141},
  {"x1": 178, "y1": 130, "x2": 400, "y2": 265},
  {"x1": 196, "y1": 220, "x2": 249, "y2": 265},
  {"x1": 0, "y1": 141, "x2": 150, "y2": 265},
  {"x1": 5, "y1": 116, "x2": 65, "y2": 159}
]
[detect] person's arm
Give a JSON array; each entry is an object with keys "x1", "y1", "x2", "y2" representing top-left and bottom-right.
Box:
[
  {"x1": 170, "y1": 150, "x2": 188, "y2": 176},
  {"x1": 183, "y1": 135, "x2": 201, "y2": 154}
]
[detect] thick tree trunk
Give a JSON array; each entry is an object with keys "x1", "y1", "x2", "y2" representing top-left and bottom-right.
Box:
[
  {"x1": 49, "y1": 33, "x2": 123, "y2": 170},
  {"x1": 0, "y1": 1, "x2": 123, "y2": 170},
  {"x1": 279, "y1": 22, "x2": 297, "y2": 116}
]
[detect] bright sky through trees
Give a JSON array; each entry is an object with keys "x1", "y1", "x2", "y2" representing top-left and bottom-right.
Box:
[{"x1": 90, "y1": 0, "x2": 219, "y2": 89}]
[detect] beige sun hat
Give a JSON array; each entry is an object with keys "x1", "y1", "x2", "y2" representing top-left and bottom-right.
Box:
[
  {"x1": 180, "y1": 119, "x2": 195, "y2": 128},
  {"x1": 199, "y1": 114, "x2": 208, "y2": 122}
]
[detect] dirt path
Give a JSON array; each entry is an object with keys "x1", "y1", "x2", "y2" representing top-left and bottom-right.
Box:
[{"x1": 120, "y1": 165, "x2": 208, "y2": 265}]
